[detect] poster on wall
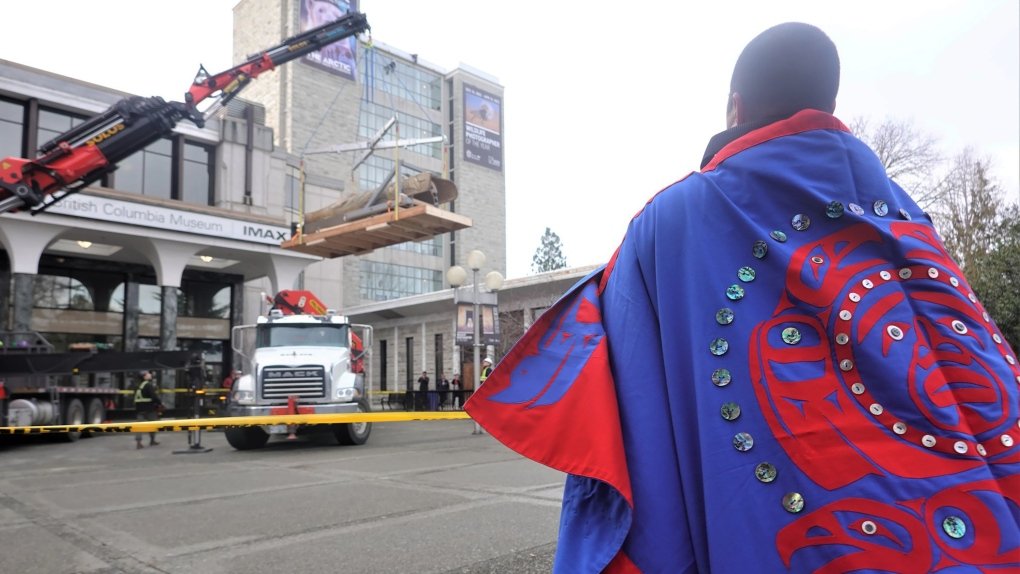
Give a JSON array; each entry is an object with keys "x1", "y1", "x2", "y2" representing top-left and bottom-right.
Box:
[
  {"x1": 463, "y1": 84, "x2": 503, "y2": 171},
  {"x1": 299, "y1": 0, "x2": 359, "y2": 80},
  {"x1": 456, "y1": 304, "x2": 500, "y2": 345}
]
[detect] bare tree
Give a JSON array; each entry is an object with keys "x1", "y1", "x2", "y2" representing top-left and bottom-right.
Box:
[{"x1": 850, "y1": 117, "x2": 944, "y2": 210}]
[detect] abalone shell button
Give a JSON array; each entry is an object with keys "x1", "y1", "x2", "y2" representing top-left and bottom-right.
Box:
[
  {"x1": 726, "y1": 284, "x2": 745, "y2": 301},
  {"x1": 711, "y1": 368, "x2": 731, "y2": 387},
  {"x1": 848, "y1": 203, "x2": 865, "y2": 216},
  {"x1": 782, "y1": 492, "x2": 805, "y2": 513},
  {"x1": 770, "y1": 230, "x2": 787, "y2": 242},
  {"x1": 720, "y1": 402, "x2": 741, "y2": 421},
  {"x1": 716, "y1": 308, "x2": 735, "y2": 325},
  {"x1": 733, "y1": 432, "x2": 754, "y2": 452},
  {"x1": 874, "y1": 200, "x2": 889, "y2": 216},
  {"x1": 781, "y1": 327, "x2": 801, "y2": 345},
  {"x1": 826, "y1": 201, "x2": 844, "y2": 218},
  {"x1": 792, "y1": 214, "x2": 811, "y2": 231},
  {"x1": 737, "y1": 266, "x2": 756, "y2": 282},
  {"x1": 942, "y1": 516, "x2": 966, "y2": 539},
  {"x1": 710, "y1": 338, "x2": 729, "y2": 356},
  {"x1": 753, "y1": 240, "x2": 768, "y2": 259},
  {"x1": 754, "y1": 462, "x2": 777, "y2": 483}
]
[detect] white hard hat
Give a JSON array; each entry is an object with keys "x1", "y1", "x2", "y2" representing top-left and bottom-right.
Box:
[{"x1": 483, "y1": 357, "x2": 493, "y2": 364}]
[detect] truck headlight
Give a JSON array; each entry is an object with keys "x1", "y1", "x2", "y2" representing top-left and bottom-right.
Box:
[
  {"x1": 336, "y1": 387, "x2": 356, "y2": 401},
  {"x1": 233, "y1": 374, "x2": 256, "y2": 405}
]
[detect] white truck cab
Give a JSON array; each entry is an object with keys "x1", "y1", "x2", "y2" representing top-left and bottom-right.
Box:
[{"x1": 226, "y1": 309, "x2": 372, "y2": 449}]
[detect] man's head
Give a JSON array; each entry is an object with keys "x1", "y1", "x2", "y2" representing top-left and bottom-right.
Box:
[
  {"x1": 141, "y1": 371, "x2": 152, "y2": 380},
  {"x1": 727, "y1": 22, "x2": 840, "y2": 128}
]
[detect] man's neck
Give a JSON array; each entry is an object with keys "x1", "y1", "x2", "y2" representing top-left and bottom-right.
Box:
[{"x1": 700, "y1": 114, "x2": 790, "y2": 169}]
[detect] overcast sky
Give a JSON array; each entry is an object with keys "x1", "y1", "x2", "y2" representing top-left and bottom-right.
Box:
[{"x1": 3, "y1": 0, "x2": 1017, "y2": 278}]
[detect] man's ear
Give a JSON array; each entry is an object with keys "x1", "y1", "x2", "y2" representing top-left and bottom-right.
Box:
[{"x1": 727, "y1": 92, "x2": 745, "y2": 128}]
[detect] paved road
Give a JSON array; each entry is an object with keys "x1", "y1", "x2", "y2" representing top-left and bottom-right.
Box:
[{"x1": 0, "y1": 420, "x2": 563, "y2": 574}]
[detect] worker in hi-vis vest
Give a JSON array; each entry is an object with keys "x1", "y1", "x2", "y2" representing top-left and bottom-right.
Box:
[{"x1": 133, "y1": 371, "x2": 163, "y2": 449}]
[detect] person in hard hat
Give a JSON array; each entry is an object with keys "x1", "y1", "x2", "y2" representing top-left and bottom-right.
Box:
[
  {"x1": 479, "y1": 357, "x2": 494, "y2": 384},
  {"x1": 133, "y1": 371, "x2": 162, "y2": 449}
]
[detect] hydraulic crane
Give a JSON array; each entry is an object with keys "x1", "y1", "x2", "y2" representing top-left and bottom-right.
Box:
[{"x1": 0, "y1": 11, "x2": 370, "y2": 215}]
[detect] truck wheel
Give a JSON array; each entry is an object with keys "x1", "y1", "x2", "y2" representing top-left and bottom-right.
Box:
[
  {"x1": 334, "y1": 399, "x2": 371, "y2": 446},
  {"x1": 82, "y1": 399, "x2": 105, "y2": 438},
  {"x1": 225, "y1": 427, "x2": 270, "y2": 450},
  {"x1": 58, "y1": 399, "x2": 85, "y2": 443}
]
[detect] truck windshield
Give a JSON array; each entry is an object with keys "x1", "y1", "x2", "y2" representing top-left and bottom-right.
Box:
[{"x1": 257, "y1": 325, "x2": 349, "y2": 348}]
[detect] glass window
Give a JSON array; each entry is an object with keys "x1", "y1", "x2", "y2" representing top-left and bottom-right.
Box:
[
  {"x1": 284, "y1": 173, "x2": 300, "y2": 211},
  {"x1": 181, "y1": 142, "x2": 212, "y2": 205},
  {"x1": 108, "y1": 283, "x2": 126, "y2": 313},
  {"x1": 117, "y1": 138, "x2": 172, "y2": 199},
  {"x1": 256, "y1": 324, "x2": 350, "y2": 348},
  {"x1": 0, "y1": 98, "x2": 24, "y2": 158},
  {"x1": 143, "y1": 139, "x2": 172, "y2": 199},
  {"x1": 361, "y1": 55, "x2": 442, "y2": 110},
  {"x1": 359, "y1": 260, "x2": 443, "y2": 301},
  {"x1": 358, "y1": 101, "x2": 442, "y2": 160},
  {"x1": 179, "y1": 281, "x2": 231, "y2": 319},
  {"x1": 37, "y1": 108, "x2": 85, "y2": 151},
  {"x1": 138, "y1": 284, "x2": 162, "y2": 315},
  {"x1": 32, "y1": 274, "x2": 94, "y2": 310}
]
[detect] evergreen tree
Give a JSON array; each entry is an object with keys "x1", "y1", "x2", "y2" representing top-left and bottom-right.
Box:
[
  {"x1": 531, "y1": 227, "x2": 567, "y2": 274},
  {"x1": 930, "y1": 150, "x2": 1001, "y2": 273},
  {"x1": 968, "y1": 203, "x2": 1020, "y2": 350}
]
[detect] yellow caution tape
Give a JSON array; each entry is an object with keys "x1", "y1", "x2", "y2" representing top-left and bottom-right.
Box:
[{"x1": 0, "y1": 411, "x2": 471, "y2": 435}]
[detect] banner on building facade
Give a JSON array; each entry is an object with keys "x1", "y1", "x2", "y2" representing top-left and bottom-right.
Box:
[
  {"x1": 463, "y1": 84, "x2": 503, "y2": 171},
  {"x1": 456, "y1": 303, "x2": 500, "y2": 345},
  {"x1": 300, "y1": 0, "x2": 359, "y2": 80}
]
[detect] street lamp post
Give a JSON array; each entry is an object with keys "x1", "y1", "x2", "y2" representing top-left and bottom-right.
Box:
[{"x1": 447, "y1": 249, "x2": 503, "y2": 435}]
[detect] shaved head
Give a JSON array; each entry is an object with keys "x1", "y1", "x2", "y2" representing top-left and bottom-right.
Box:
[{"x1": 728, "y1": 22, "x2": 840, "y2": 125}]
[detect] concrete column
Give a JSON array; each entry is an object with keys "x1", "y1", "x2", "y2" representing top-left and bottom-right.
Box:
[
  {"x1": 12, "y1": 273, "x2": 34, "y2": 333},
  {"x1": 231, "y1": 280, "x2": 245, "y2": 371},
  {"x1": 393, "y1": 325, "x2": 400, "y2": 391},
  {"x1": 421, "y1": 322, "x2": 427, "y2": 373},
  {"x1": 267, "y1": 254, "x2": 309, "y2": 294},
  {"x1": 160, "y1": 285, "x2": 178, "y2": 407},
  {"x1": 0, "y1": 263, "x2": 10, "y2": 331},
  {"x1": 0, "y1": 217, "x2": 63, "y2": 334},
  {"x1": 160, "y1": 286, "x2": 178, "y2": 351},
  {"x1": 123, "y1": 281, "x2": 140, "y2": 351},
  {"x1": 83, "y1": 274, "x2": 122, "y2": 313}
]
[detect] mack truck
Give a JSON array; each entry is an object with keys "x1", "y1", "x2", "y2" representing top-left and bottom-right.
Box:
[{"x1": 225, "y1": 290, "x2": 372, "y2": 450}]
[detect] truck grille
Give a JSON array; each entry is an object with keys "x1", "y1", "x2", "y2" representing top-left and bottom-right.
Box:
[{"x1": 261, "y1": 366, "x2": 326, "y2": 399}]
